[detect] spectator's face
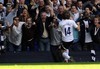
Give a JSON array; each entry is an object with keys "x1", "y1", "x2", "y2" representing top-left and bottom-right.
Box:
[
  {"x1": 39, "y1": 0, "x2": 44, "y2": 7},
  {"x1": 0, "y1": 4, "x2": 3, "y2": 10},
  {"x1": 27, "y1": 18, "x2": 32, "y2": 24},
  {"x1": 52, "y1": 0, "x2": 58, "y2": 5},
  {"x1": 58, "y1": 6, "x2": 64, "y2": 14},
  {"x1": 45, "y1": 5, "x2": 50, "y2": 13},
  {"x1": 77, "y1": 1, "x2": 83, "y2": 7},
  {"x1": 71, "y1": 6, "x2": 77, "y2": 12},
  {"x1": 53, "y1": 18, "x2": 57, "y2": 23},
  {"x1": 22, "y1": 9, "x2": 28, "y2": 16},
  {"x1": 84, "y1": 12, "x2": 90, "y2": 18},
  {"x1": 94, "y1": 18, "x2": 100, "y2": 25},
  {"x1": 41, "y1": 12, "x2": 47, "y2": 19},
  {"x1": 85, "y1": 8, "x2": 91, "y2": 14},
  {"x1": 15, "y1": 17, "x2": 19, "y2": 23},
  {"x1": 7, "y1": 7, "x2": 12, "y2": 13},
  {"x1": 19, "y1": 0, "x2": 25, "y2": 4},
  {"x1": 66, "y1": 0, "x2": 72, "y2": 6},
  {"x1": 13, "y1": 17, "x2": 19, "y2": 26}
]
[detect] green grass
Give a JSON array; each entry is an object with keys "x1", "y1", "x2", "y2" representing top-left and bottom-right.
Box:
[
  {"x1": 0, "y1": 62, "x2": 100, "y2": 69},
  {"x1": 0, "y1": 62, "x2": 100, "y2": 65}
]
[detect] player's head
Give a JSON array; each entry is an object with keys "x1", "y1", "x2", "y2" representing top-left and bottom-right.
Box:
[{"x1": 62, "y1": 11, "x2": 70, "y2": 19}]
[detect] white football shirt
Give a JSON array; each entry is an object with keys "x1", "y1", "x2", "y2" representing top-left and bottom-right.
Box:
[{"x1": 59, "y1": 19, "x2": 78, "y2": 42}]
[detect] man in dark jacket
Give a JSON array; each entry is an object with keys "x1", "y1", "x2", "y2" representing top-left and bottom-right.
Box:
[
  {"x1": 78, "y1": 7, "x2": 96, "y2": 61},
  {"x1": 21, "y1": 17, "x2": 36, "y2": 51},
  {"x1": 36, "y1": 11, "x2": 53, "y2": 51},
  {"x1": 90, "y1": 16, "x2": 100, "y2": 51}
]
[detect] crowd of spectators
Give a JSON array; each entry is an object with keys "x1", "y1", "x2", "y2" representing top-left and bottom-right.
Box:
[{"x1": 0, "y1": 0, "x2": 100, "y2": 62}]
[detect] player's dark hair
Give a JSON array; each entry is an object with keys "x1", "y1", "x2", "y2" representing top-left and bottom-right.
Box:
[{"x1": 62, "y1": 11, "x2": 70, "y2": 19}]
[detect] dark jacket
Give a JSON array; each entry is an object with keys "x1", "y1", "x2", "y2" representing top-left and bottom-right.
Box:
[
  {"x1": 90, "y1": 25, "x2": 100, "y2": 44},
  {"x1": 79, "y1": 18, "x2": 93, "y2": 45},
  {"x1": 36, "y1": 17, "x2": 53, "y2": 39},
  {"x1": 21, "y1": 24, "x2": 36, "y2": 43}
]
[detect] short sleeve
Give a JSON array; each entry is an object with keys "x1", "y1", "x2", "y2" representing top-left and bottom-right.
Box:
[{"x1": 73, "y1": 20, "x2": 78, "y2": 28}]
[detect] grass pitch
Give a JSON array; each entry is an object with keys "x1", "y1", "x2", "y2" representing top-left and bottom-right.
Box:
[{"x1": 0, "y1": 62, "x2": 100, "y2": 69}]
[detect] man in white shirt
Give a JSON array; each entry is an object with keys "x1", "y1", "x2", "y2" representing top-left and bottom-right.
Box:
[
  {"x1": 8, "y1": 17, "x2": 24, "y2": 52},
  {"x1": 59, "y1": 11, "x2": 80, "y2": 62}
]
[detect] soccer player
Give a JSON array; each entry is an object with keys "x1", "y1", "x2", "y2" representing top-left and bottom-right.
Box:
[{"x1": 59, "y1": 11, "x2": 80, "y2": 62}]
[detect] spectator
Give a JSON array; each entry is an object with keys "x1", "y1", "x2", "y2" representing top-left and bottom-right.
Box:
[
  {"x1": 65, "y1": 0, "x2": 72, "y2": 11},
  {"x1": 36, "y1": 11, "x2": 53, "y2": 51},
  {"x1": 70, "y1": 5, "x2": 80, "y2": 22},
  {"x1": 49, "y1": 17, "x2": 63, "y2": 62},
  {"x1": 79, "y1": 7, "x2": 94, "y2": 51},
  {"x1": 57, "y1": 5, "x2": 65, "y2": 22},
  {"x1": 92, "y1": 0, "x2": 100, "y2": 15},
  {"x1": 4, "y1": 2, "x2": 18, "y2": 52},
  {"x1": 28, "y1": 0, "x2": 39, "y2": 21},
  {"x1": 45, "y1": 5, "x2": 54, "y2": 17},
  {"x1": 78, "y1": 7, "x2": 96, "y2": 61},
  {"x1": 21, "y1": 17, "x2": 36, "y2": 51},
  {"x1": 77, "y1": 1, "x2": 84, "y2": 13},
  {"x1": 90, "y1": 15, "x2": 100, "y2": 51},
  {"x1": 8, "y1": 17, "x2": 25, "y2": 52},
  {"x1": 51, "y1": 0, "x2": 60, "y2": 15},
  {"x1": 17, "y1": 0, "x2": 28, "y2": 17},
  {"x1": 38, "y1": 0, "x2": 45, "y2": 15},
  {"x1": 19, "y1": 8, "x2": 30, "y2": 22},
  {"x1": 83, "y1": 0, "x2": 93, "y2": 10},
  {"x1": 5, "y1": 2, "x2": 18, "y2": 26}
]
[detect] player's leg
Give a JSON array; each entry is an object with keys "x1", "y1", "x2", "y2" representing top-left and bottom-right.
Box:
[{"x1": 62, "y1": 41, "x2": 73, "y2": 62}]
